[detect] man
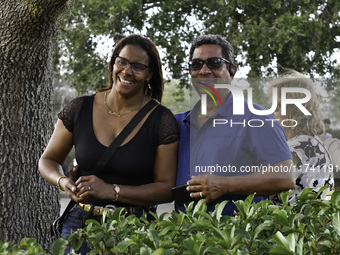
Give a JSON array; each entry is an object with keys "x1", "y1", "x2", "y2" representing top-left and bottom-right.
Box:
[
  {"x1": 175, "y1": 34, "x2": 295, "y2": 215},
  {"x1": 320, "y1": 118, "x2": 340, "y2": 189},
  {"x1": 323, "y1": 119, "x2": 332, "y2": 138}
]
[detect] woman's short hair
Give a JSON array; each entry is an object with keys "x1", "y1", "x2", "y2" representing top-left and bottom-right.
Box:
[
  {"x1": 270, "y1": 70, "x2": 324, "y2": 137},
  {"x1": 100, "y1": 34, "x2": 164, "y2": 102}
]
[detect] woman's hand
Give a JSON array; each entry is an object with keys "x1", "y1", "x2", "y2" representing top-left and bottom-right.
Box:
[
  {"x1": 74, "y1": 175, "x2": 114, "y2": 202},
  {"x1": 58, "y1": 177, "x2": 78, "y2": 202},
  {"x1": 66, "y1": 165, "x2": 79, "y2": 183},
  {"x1": 58, "y1": 166, "x2": 80, "y2": 202}
]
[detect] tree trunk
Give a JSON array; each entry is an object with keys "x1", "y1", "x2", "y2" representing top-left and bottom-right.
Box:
[{"x1": 0, "y1": 0, "x2": 70, "y2": 250}]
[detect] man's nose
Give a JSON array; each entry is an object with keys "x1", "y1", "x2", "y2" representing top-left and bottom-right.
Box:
[{"x1": 199, "y1": 63, "x2": 212, "y2": 75}]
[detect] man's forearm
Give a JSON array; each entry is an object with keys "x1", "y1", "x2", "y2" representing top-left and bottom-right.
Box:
[{"x1": 221, "y1": 159, "x2": 295, "y2": 196}]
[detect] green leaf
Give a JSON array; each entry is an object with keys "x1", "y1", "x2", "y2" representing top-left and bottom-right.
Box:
[
  {"x1": 269, "y1": 246, "x2": 293, "y2": 255},
  {"x1": 280, "y1": 226, "x2": 302, "y2": 235},
  {"x1": 212, "y1": 200, "x2": 228, "y2": 222},
  {"x1": 193, "y1": 199, "x2": 207, "y2": 215},
  {"x1": 256, "y1": 240, "x2": 272, "y2": 250},
  {"x1": 319, "y1": 240, "x2": 332, "y2": 248},
  {"x1": 159, "y1": 226, "x2": 175, "y2": 236},
  {"x1": 211, "y1": 226, "x2": 229, "y2": 245},
  {"x1": 183, "y1": 238, "x2": 199, "y2": 254},
  {"x1": 286, "y1": 233, "x2": 296, "y2": 252},
  {"x1": 94, "y1": 231, "x2": 106, "y2": 241},
  {"x1": 185, "y1": 201, "x2": 195, "y2": 214},
  {"x1": 296, "y1": 236, "x2": 304, "y2": 255},
  {"x1": 254, "y1": 220, "x2": 274, "y2": 239},
  {"x1": 0, "y1": 241, "x2": 16, "y2": 252},
  {"x1": 140, "y1": 247, "x2": 152, "y2": 255},
  {"x1": 104, "y1": 236, "x2": 115, "y2": 248},
  {"x1": 71, "y1": 235, "x2": 84, "y2": 252},
  {"x1": 234, "y1": 194, "x2": 255, "y2": 220},
  {"x1": 269, "y1": 232, "x2": 293, "y2": 254},
  {"x1": 331, "y1": 190, "x2": 340, "y2": 206},
  {"x1": 151, "y1": 248, "x2": 176, "y2": 255},
  {"x1": 149, "y1": 211, "x2": 159, "y2": 221},
  {"x1": 18, "y1": 238, "x2": 38, "y2": 248},
  {"x1": 189, "y1": 220, "x2": 214, "y2": 233},
  {"x1": 201, "y1": 245, "x2": 225, "y2": 255},
  {"x1": 297, "y1": 188, "x2": 317, "y2": 202},
  {"x1": 317, "y1": 185, "x2": 330, "y2": 198},
  {"x1": 307, "y1": 224, "x2": 316, "y2": 236},
  {"x1": 110, "y1": 207, "x2": 127, "y2": 220},
  {"x1": 272, "y1": 209, "x2": 288, "y2": 225},
  {"x1": 158, "y1": 212, "x2": 170, "y2": 222},
  {"x1": 148, "y1": 229, "x2": 160, "y2": 248},
  {"x1": 280, "y1": 190, "x2": 292, "y2": 204},
  {"x1": 192, "y1": 210, "x2": 214, "y2": 222},
  {"x1": 52, "y1": 238, "x2": 68, "y2": 255},
  {"x1": 333, "y1": 212, "x2": 340, "y2": 237},
  {"x1": 85, "y1": 218, "x2": 101, "y2": 227}
]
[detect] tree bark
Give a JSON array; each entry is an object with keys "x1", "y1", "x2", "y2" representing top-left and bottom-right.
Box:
[{"x1": 0, "y1": 0, "x2": 70, "y2": 250}]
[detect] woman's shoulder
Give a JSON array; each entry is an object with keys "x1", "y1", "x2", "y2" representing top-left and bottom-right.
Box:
[
  {"x1": 69, "y1": 94, "x2": 95, "y2": 105},
  {"x1": 64, "y1": 94, "x2": 95, "y2": 111},
  {"x1": 150, "y1": 100, "x2": 175, "y2": 117},
  {"x1": 58, "y1": 94, "x2": 95, "y2": 132},
  {"x1": 288, "y1": 134, "x2": 327, "y2": 156},
  {"x1": 153, "y1": 100, "x2": 171, "y2": 111},
  {"x1": 151, "y1": 101, "x2": 179, "y2": 145},
  {"x1": 288, "y1": 134, "x2": 320, "y2": 145}
]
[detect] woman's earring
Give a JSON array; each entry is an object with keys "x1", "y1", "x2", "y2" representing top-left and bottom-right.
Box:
[{"x1": 147, "y1": 81, "x2": 152, "y2": 91}]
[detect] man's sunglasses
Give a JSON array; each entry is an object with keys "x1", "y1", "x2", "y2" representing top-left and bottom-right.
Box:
[
  {"x1": 115, "y1": 56, "x2": 149, "y2": 74},
  {"x1": 189, "y1": 57, "x2": 232, "y2": 71}
]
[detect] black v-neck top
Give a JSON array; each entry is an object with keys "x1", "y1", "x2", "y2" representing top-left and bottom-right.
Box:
[{"x1": 58, "y1": 94, "x2": 179, "y2": 206}]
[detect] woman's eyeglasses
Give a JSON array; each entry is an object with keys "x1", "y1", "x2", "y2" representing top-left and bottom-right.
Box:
[
  {"x1": 115, "y1": 56, "x2": 149, "y2": 74},
  {"x1": 189, "y1": 57, "x2": 232, "y2": 71}
]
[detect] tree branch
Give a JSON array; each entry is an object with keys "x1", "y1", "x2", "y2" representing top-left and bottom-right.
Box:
[{"x1": 142, "y1": 1, "x2": 162, "y2": 11}]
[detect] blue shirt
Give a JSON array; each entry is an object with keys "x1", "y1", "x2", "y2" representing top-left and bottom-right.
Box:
[{"x1": 175, "y1": 94, "x2": 292, "y2": 215}]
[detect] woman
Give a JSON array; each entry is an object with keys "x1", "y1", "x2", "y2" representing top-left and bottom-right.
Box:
[
  {"x1": 270, "y1": 71, "x2": 334, "y2": 205},
  {"x1": 39, "y1": 34, "x2": 179, "y2": 253}
]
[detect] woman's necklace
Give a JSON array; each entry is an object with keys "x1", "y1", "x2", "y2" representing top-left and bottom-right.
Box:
[{"x1": 104, "y1": 91, "x2": 144, "y2": 117}]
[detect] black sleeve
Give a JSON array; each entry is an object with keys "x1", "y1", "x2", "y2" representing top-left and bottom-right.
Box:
[
  {"x1": 57, "y1": 96, "x2": 86, "y2": 133},
  {"x1": 157, "y1": 108, "x2": 180, "y2": 146}
]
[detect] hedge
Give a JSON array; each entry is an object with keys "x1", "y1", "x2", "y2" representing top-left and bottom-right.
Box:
[{"x1": 1, "y1": 187, "x2": 339, "y2": 254}]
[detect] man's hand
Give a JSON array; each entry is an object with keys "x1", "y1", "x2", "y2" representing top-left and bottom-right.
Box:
[
  {"x1": 187, "y1": 160, "x2": 295, "y2": 204},
  {"x1": 186, "y1": 174, "x2": 225, "y2": 203}
]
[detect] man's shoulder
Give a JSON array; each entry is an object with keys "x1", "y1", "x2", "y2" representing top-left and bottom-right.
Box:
[
  {"x1": 175, "y1": 110, "x2": 191, "y2": 122},
  {"x1": 241, "y1": 100, "x2": 276, "y2": 120}
]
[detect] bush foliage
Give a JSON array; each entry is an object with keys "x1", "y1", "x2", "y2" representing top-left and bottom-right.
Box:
[{"x1": 1, "y1": 188, "x2": 339, "y2": 254}]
